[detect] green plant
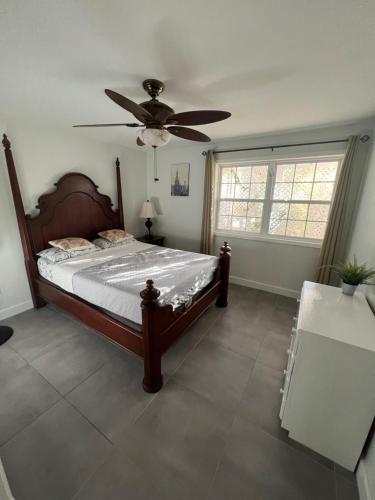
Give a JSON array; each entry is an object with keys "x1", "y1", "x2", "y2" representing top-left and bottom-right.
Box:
[{"x1": 331, "y1": 257, "x2": 375, "y2": 286}]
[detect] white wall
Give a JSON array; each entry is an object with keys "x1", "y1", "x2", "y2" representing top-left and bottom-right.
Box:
[
  {"x1": 0, "y1": 120, "x2": 147, "y2": 320},
  {"x1": 348, "y1": 127, "x2": 375, "y2": 500},
  {"x1": 147, "y1": 121, "x2": 373, "y2": 297}
]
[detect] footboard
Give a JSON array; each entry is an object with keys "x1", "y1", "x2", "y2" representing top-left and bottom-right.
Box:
[{"x1": 140, "y1": 242, "x2": 231, "y2": 392}]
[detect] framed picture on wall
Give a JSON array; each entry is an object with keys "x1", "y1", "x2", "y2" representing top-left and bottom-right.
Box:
[{"x1": 171, "y1": 163, "x2": 190, "y2": 197}]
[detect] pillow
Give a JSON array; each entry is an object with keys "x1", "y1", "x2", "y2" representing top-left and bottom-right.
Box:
[
  {"x1": 37, "y1": 247, "x2": 71, "y2": 263},
  {"x1": 37, "y1": 246, "x2": 98, "y2": 263},
  {"x1": 48, "y1": 237, "x2": 94, "y2": 252},
  {"x1": 93, "y1": 236, "x2": 135, "y2": 249},
  {"x1": 98, "y1": 229, "x2": 132, "y2": 243}
]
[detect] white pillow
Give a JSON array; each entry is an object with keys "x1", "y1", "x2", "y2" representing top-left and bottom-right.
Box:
[
  {"x1": 93, "y1": 236, "x2": 135, "y2": 249},
  {"x1": 37, "y1": 246, "x2": 98, "y2": 263}
]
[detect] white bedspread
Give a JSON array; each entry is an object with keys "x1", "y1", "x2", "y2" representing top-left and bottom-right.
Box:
[{"x1": 37, "y1": 241, "x2": 218, "y2": 325}]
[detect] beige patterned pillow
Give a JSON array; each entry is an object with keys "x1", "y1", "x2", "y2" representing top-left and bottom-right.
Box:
[
  {"x1": 98, "y1": 229, "x2": 130, "y2": 243},
  {"x1": 48, "y1": 237, "x2": 94, "y2": 252}
]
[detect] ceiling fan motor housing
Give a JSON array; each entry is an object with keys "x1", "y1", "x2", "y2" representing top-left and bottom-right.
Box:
[{"x1": 140, "y1": 100, "x2": 175, "y2": 127}]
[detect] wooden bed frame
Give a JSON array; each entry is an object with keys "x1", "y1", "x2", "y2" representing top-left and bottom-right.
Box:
[{"x1": 2, "y1": 134, "x2": 231, "y2": 392}]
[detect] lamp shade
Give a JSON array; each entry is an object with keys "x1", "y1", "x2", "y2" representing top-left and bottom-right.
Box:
[
  {"x1": 138, "y1": 128, "x2": 171, "y2": 147},
  {"x1": 139, "y1": 200, "x2": 157, "y2": 218}
]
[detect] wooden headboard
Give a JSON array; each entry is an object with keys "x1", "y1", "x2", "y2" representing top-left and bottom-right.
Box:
[
  {"x1": 2, "y1": 134, "x2": 124, "y2": 255},
  {"x1": 26, "y1": 172, "x2": 123, "y2": 253}
]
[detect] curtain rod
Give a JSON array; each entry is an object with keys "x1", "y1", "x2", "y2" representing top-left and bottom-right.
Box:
[{"x1": 201, "y1": 135, "x2": 370, "y2": 156}]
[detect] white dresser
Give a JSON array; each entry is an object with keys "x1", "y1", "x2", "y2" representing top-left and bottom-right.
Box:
[{"x1": 280, "y1": 281, "x2": 375, "y2": 471}]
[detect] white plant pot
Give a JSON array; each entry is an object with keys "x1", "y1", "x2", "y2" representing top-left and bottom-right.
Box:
[{"x1": 342, "y1": 282, "x2": 357, "y2": 296}]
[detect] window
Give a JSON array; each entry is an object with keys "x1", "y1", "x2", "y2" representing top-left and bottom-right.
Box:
[
  {"x1": 216, "y1": 157, "x2": 341, "y2": 243},
  {"x1": 218, "y1": 164, "x2": 268, "y2": 234}
]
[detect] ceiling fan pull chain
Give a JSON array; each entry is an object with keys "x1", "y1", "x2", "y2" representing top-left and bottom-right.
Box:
[{"x1": 153, "y1": 146, "x2": 159, "y2": 182}]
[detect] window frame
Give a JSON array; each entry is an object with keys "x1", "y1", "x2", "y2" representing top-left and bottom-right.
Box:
[{"x1": 214, "y1": 155, "x2": 343, "y2": 247}]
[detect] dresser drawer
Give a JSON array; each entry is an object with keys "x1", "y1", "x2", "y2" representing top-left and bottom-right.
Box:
[
  {"x1": 279, "y1": 358, "x2": 296, "y2": 419},
  {"x1": 279, "y1": 313, "x2": 299, "y2": 420},
  {"x1": 285, "y1": 316, "x2": 299, "y2": 373}
]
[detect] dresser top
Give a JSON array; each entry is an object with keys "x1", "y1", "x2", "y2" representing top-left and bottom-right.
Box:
[{"x1": 299, "y1": 281, "x2": 375, "y2": 352}]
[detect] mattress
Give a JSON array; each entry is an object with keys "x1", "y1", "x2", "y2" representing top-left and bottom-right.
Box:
[{"x1": 37, "y1": 241, "x2": 219, "y2": 325}]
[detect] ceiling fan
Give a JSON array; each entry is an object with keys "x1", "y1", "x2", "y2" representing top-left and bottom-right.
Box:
[{"x1": 73, "y1": 79, "x2": 231, "y2": 147}]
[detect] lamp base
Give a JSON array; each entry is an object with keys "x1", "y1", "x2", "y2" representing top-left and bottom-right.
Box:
[
  {"x1": 0, "y1": 326, "x2": 13, "y2": 346},
  {"x1": 145, "y1": 218, "x2": 153, "y2": 239}
]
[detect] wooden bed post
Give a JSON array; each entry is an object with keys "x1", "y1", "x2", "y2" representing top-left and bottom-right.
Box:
[
  {"x1": 216, "y1": 241, "x2": 231, "y2": 308},
  {"x1": 115, "y1": 157, "x2": 124, "y2": 230},
  {"x1": 2, "y1": 134, "x2": 45, "y2": 308},
  {"x1": 140, "y1": 280, "x2": 163, "y2": 393}
]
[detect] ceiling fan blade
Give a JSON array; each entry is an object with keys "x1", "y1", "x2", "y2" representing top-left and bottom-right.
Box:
[
  {"x1": 167, "y1": 110, "x2": 231, "y2": 126},
  {"x1": 73, "y1": 123, "x2": 141, "y2": 128},
  {"x1": 136, "y1": 137, "x2": 145, "y2": 146},
  {"x1": 167, "y1": 126, "x2": 211, "y2": 142},
  {"x1": 105, "y1": 89, "x2": 152, "y2": 123}
]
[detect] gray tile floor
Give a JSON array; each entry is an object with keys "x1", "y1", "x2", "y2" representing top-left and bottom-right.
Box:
[{"x1": 0, "y1": 285, "x2": 359, "y2": 500}]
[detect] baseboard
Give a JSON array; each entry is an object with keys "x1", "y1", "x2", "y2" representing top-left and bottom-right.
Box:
[
  {"x1": 229, "y1": 275, "x2": 299, "y2": 298},
  {"x1": 357, "y1": 460, "x2": 373, "y2": 500},
  {"x1": 0, "y1": 300, "x2": 33, "y2": 321}
]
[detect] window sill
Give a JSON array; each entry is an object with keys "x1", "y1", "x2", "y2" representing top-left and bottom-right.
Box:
[{"x1": 214, "y1": 230, "x2": 323, "y2": 249}]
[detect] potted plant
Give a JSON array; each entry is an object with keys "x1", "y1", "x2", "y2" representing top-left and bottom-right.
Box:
[{"x1": 330, "y1": 257, "x2": 375, "y2": 296}]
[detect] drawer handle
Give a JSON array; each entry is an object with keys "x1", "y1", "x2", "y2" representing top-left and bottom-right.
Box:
[
  {"x1": 280, "y1": 388, "x2": 284, "y2": 394},
  {"x1": 283, "y1": 369, "x2": 287, "y2": 375}
]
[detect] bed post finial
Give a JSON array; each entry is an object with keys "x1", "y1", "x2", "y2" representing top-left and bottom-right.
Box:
[
  {"x1": 216, "y1": 241, "x2": 231, "y2": 308},
  {"x1": 221, "y1": 241, "x2": 231, "y2": 254},
  {"x1": 140, "y1": 280, "x2": 163, "y2": 393},
  {"x1": 2, "y1": 133, "x2": 11, "y2": 150},
  {"x1": 140, "y1": 279, "x2": 160, "y2": 306},
  {"x1": 115, "y1": 157, "x2": 124, "y2": 229}
]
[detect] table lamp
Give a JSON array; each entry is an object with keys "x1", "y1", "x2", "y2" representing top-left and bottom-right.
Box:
[{"x1": 139, "y1": 200, "x2": 157, "y2": 239}]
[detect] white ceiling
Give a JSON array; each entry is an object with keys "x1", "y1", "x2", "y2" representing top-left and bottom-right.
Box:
[{"x1": 1, "y1": 0, "x2": 375, "y2": 148}]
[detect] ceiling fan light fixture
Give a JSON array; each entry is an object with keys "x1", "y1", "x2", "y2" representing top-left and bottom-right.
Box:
[{"x1": 138, "y1": 128, "x2": 171, "y2": 147}]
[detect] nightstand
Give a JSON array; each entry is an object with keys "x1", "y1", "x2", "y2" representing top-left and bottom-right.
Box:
[{"x1": 136, "y1": 235, "x2": 165, "y2": 247}]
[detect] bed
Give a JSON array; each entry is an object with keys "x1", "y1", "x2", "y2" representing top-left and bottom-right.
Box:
[{"x1": 2, "y1": 134, "x2": 231, "y2": 392}]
